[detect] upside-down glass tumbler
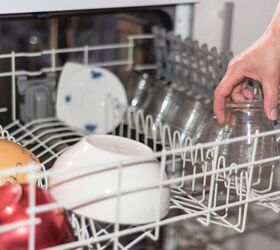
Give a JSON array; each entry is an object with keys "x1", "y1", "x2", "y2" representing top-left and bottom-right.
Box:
[{"x1": 219, "y1": 100, "x2": 279, "y2": 193}]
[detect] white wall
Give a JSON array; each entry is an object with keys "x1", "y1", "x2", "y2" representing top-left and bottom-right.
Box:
[
  {"x1": 193, "y1": 0, "x2": 279, "y2": 55},
  {"x1": 193, "y1": 0, "x2": 226, "y2": 51},
  {"x1": 231, "y1": 0, "x2": 278, "y2": 54}
]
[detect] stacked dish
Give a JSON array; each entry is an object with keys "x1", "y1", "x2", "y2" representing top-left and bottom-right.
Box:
[{"x1": 56, "y1": 62, "x2": 128, "y2": 134}]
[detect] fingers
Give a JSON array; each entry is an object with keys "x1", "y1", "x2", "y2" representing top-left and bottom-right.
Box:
[
  {"x1": 231, "y1": 85, "x2": 246, "y2": 102},
  {"x1": 262, "y1": 77, "x2": 279, "y2": 120},
  {"x1": 214, "y1": 69, "x2": 245, "y2": 124},
  {"x1": 230, "y1": 82, "x2": 254, "y2": 102},
  {"x1": 241, "y1": 81, "x2": 254, "y2": 99},
  {"x1": 241, "y1": 88, "x2": 254, "y2": 99}
]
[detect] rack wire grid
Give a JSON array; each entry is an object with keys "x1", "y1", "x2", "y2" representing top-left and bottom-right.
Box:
[{"x1": 0, "y1": 34, "x2": 280, "y2": 250}]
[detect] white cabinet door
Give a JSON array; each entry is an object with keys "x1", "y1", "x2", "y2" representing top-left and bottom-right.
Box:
[
  {"x1": 193, "y1": 0, "x2": 278, "y2": 55},
  {"x1": 231, "y1": 0, "x2": 278, "y2": 54}
]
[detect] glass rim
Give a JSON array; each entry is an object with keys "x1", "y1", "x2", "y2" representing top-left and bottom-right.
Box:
[{"x1": 226, "y1": 99, "x2": 263, "y2": 109}]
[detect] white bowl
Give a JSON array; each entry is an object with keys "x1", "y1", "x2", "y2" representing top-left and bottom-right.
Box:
[{"x1": 49, "y1": 135, "x2": 170, "y2": 225}]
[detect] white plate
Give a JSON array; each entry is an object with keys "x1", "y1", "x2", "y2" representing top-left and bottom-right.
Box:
[{"x1": 57, "y1": 63, "x2": 127, "y2": 134}]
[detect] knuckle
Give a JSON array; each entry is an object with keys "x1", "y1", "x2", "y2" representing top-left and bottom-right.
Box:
[{"x1": 227, "y1": 60, "x2": 239, "y2": 71}]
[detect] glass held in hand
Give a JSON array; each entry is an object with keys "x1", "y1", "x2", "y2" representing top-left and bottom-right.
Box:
[{"x1": 219, "y1": 100, "x2": 279, "y2": 193}]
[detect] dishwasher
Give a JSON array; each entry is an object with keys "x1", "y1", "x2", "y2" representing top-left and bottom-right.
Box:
[{"x1": 1, "y1": 2, "x2": 280, "y2": 250}]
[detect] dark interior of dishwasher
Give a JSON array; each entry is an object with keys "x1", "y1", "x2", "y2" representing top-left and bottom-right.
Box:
[{"x1": 0, "y1": 8, "x2": 172, "y2": 126}]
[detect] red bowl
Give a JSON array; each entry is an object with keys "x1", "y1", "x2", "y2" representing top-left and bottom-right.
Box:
[{"x1": 0, "y1": 184, "x2": 75, "y2": 250}]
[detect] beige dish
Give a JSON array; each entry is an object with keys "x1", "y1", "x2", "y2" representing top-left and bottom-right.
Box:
[{"x1": 0, "y1": 139, "x2": 40, "y2": 185}]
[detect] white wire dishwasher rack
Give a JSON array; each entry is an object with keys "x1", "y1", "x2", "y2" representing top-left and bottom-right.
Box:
[{"x1": 1, "y1": 34, "x2": 280, "y2": 250}]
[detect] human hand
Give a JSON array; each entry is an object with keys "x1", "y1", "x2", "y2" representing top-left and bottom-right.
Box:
[{"x1": 213, "y1": 29, "x2": 280, "y2": 124}]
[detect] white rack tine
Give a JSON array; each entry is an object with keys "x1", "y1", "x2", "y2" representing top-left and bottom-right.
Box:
[
  {"x1": 51, "y1": 48, "x2": 56, "y2": 72},
  {"x1": 0, "y1": 107, "x2": 8, "y2": 113},
  {"x1": 29, "y1": 131, "x2": 79, "y2": 152},
  {"x1": 155, "y1": 149, "x2": 166, "y2": 239},
  {"x1": 207, "y1": 144, "x2": 220, "y2": 225},
  {"x1": 26, "y1": 128, "x2": 81, "y2": 148},
  {"x1": 41, "y1": 147, "x2": 68, "y2": 166},
  {"x1": 241, "y1": 130, "x2": 259, "y2": 232},
  {"x1": 3, "y1": 119, "x2": 20, "y2": 130},
  {"x1": 15, "y1": 121, "x2": 65, "y2": 141},
  {"x1": 10, "y1": 51, "x2": 16, "y2": 122},
  {"x1": 125, "y1": 109, "x2": 133, "y2": 139},
  {"x1": 144, "y1": 114, "x2": 153, "y2": 146},
  {"x1": 0, "y1": 42, "x2": 132, "y2": 60},
  {"x1": 124, "y1": 230, "x2": 154, "y2": 249},
  {"x1": 253, "y1": 165, "x2": 275, "y2": 194},
  {"x1": 163, "y1": 124, "x2": 173, "y2": 148},
  {"x1": 83, "y1": 45, "x2": 89, "y2": 65},
  {"x1": 127, "y1": 36, "x2": 134, "y2": 70},
  {"x1": 113, "y1": 161, "x2": 122, "y2": 250},
  {"x1": 80, "y1": 217, "x2": 90, "y2": 242},
  {"x1": 37, "y1": 138, "x2": 80, "y2": 158},
  {"x1": 251, "y1": 166, "x2": 263, "y2": 187},
  {"x1": 37, "y1": 164, "x2": 48, "y2": 189},
  {"x1": 127, "y1": 34, "x2": 154, "y2": 40},
  {"x1": 27, "y1": 163, "x2": 37, "y2": 250},
  {"x1": 88, "y1": 220, "x2": 103, "y2": 250},
  {"x1": 172, "y1": 130, "x2": 181, "y2": 149},
  {"x1": 9, "y1": 117, "x2": 59, "y2": 137},
  {"x1": 0, "y1": 218, "x2": 41, "y2": 234}
]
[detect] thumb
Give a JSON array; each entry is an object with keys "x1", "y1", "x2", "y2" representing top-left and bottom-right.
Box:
[{"x1": 262, "y1": 78, "x2": 279, "y2": 120}]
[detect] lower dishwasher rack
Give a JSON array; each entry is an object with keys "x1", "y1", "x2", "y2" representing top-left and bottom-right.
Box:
[
  {"x1": 0, "y1": 35, "x2": 280, "y2": 250},
  {"x1": 1, "y1": 109, "x2": 280, "y2": 250}
]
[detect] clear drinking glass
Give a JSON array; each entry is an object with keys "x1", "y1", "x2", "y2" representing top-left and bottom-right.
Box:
[
  {"x1": 192, "y1": 109, "x2": 224, "y2": 144},
  {"x1": 219, "y1": 100, "x2": 279, "y2": 193},
  {"x1": 167, "y1": 96, "x2": 211, "y2": 144},
  {"x1": 125, "y1": 70, "x2": 156, "y2": 109}
]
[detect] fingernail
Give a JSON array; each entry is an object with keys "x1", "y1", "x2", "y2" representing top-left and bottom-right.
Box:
[{"x1": 270, "y1": 108, "x2": 278, "y2": 120}]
